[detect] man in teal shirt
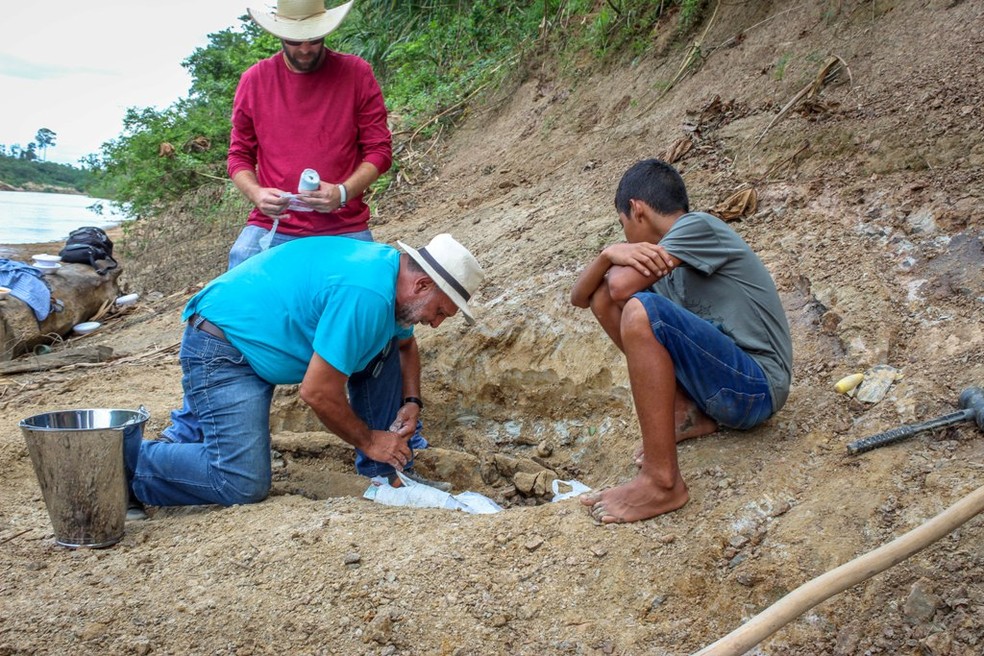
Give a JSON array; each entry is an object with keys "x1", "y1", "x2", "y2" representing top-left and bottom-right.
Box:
[{"x1": 126, "y1": 234, "x2": 483, "y2": 508}]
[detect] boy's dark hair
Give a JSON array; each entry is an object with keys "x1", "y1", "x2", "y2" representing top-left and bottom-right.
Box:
[{"x1": 614, "y1": 158, "x2": 689, "y2": 216}]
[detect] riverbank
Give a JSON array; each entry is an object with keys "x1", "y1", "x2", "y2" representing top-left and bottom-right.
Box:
[
  {"x1": 0, "y1": 180, "x2": 86, "y2": 194},
  {"x1": 1, "y1": 2, "x2": 982, "y2": 654},
  {"x1": 0, "y1": 226, "x2": 126, "y2": 261}
]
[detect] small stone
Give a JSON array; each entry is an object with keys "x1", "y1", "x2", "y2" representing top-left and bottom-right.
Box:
[
  {"x1": 591, "y1": 545, "x2": 608, "y2": 558},
  {"x1": 904, "y1": 578, "x2": 940, "y2": 624},
  {"x1": 489, "y1": 614, "x2": 509, "y2": 627},
  {"x1": 513, "y1": 471, "x2": 538, "y2": 496},
  {"x1": 769, "y1": 500, "x2": 792, "y2": 517},
  {"x1": 922, "y1": 631, "x2": 952, "y2": 655},
  {"x1": 343, "y1": 552, "x2": 361, "y2": 566},
  {"x1": 525, "y1": 536, "x2": 544, "y2": 552},
  {"x1": 658, "y1": 534, "x2": 677, "y2": 544},
  {"x1": 536, "y1": 441, "x2": 553, "y2": 457}
]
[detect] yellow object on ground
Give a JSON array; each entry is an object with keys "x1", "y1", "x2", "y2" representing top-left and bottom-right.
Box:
[{"x1": 834, "y1": 373, "x2": 864, "y2": 395}]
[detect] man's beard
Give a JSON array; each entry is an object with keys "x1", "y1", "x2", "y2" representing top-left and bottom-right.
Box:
[
  {"x1": 396, "y1": 297, "x2": 429, "y2": 328},
  {"x1": 283, "y1": 47, "x2": 323, "y2": 72}
]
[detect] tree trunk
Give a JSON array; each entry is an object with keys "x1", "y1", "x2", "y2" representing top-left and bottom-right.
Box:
[{"x1": 0, "y1": 263, "x2": 121, "y2": 362}]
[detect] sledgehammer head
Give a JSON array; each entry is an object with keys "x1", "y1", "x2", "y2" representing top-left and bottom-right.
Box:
[{"x1": 959, "y1": 386, "x2": 984, "y2": 430}]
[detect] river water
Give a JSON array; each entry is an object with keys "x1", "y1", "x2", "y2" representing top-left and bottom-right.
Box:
[{"x1": 0, "y1": 191, "x2": 127, "y2": 245}]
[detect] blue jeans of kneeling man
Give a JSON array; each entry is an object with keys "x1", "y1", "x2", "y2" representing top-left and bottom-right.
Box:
[{"x1": 127, "y1": 323, "x2": 426, "y2": 506}]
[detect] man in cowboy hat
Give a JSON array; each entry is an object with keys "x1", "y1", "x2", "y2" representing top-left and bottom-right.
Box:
[
  {"x1": 175, "y1": 1, "x2": 421, "y2": 485},
  {"x1": 126, "y1": 234, "x2": 484, "y2": 509},
  {"x1": 227, "y1": 0, "x2": 386, "y2": 262}
]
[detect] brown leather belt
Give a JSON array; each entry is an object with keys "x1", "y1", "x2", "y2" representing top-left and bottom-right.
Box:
[{"x1": 189, "y1": 313, "x2": 227, "y2": 341}]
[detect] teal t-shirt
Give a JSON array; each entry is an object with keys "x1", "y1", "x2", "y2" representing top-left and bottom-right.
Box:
[{"x1": 183, "y1": 237, "x2": 412, "y2": 384}]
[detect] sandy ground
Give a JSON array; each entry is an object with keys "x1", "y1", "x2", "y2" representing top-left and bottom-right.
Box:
[{"x1": 1, "y1": 1, "x2": 983, "y2": 654}]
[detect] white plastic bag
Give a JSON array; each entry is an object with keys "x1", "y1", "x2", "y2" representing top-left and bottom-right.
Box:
[
  {"x1": 364, "y1": 472, "x2": 503, "y2": 514},
  {"x1": 550, "y1": 479, "x2": 591, "y2": 502}
]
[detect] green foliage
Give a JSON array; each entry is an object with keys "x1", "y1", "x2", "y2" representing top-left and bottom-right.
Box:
[
  {"x1": 774, "y1": 53, "x2": 792, "y2": 81},
  {"x1": 0, "y1": 154, "x2": 93, "y2": 192},
  {"x1": 94, "y1": 23, "x2": 280, "y2": 217},
  {"x1": 95, "y1": 0, "x2": 717, "y2": 218}
]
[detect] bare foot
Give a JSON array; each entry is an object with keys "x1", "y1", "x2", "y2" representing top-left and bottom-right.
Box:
[
  {"x1": 632, "y1": 408, "x2": 719, "y2": 466},
  {"x1": 676, "y1": 405, "x2": 718, "y2": 442},
  {"x1": 579, "y1": 472, "x2": 689, "y2": 523}
]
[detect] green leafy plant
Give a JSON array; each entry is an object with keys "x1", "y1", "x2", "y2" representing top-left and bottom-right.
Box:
[
  {"x1": 774, "y1": 53, "x2": 792, "y2": 80},
  {"x1": 93, "y1": 0, "x2": 716, "y2": 219}
]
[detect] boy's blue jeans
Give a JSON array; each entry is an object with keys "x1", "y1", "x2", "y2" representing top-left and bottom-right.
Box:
[
  {"x1": 633, "y1": 292, "x2": 774, "y2": 430},
  {"x1": 133, "y1": 326, "x2": 426, "y2": 507}
]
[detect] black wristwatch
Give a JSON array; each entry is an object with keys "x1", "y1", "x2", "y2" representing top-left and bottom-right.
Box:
[{"x1": 403, "y1": 396, "x2": 423, "y2": 410}]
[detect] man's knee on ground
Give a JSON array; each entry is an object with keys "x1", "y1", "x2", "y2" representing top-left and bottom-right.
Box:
[{"x1": 217, "y1": 472, "x2": 271, "y2": 506}]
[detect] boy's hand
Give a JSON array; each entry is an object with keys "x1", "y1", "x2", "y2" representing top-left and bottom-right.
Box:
[{"x1": 605, "y1": 242, "x2": 676, "y2": 278}]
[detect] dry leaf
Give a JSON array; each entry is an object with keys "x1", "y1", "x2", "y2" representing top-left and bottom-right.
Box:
[
  {"x1": 663, "y1": 138, "x2": 693, "y2": 164},
  {"x1": 91, "y1": 299, "x2": 114, "y2": 322},
  {"x1": 712, "y1": 187, "x2": 758, "y2": 221}
]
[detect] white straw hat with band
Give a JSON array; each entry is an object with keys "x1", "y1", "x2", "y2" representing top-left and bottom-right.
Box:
[
  {"x1": 398, "y1": 234, "x2": 484, "y2": 325},
  {"x1": 248, "y1": 0, "x2": 354, "y2": 41}
]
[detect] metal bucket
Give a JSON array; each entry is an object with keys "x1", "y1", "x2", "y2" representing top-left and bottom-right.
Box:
[{"x1": 20, "y1": 408, "x2": 149, "y2": 548}]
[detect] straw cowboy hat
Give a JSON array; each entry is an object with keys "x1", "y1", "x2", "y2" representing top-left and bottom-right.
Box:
[
  {"x1": 248, "y1": 0, "x2": 354, "y2": 41},
  {"x1": 398, "y1": 234, "x2": 485, "y2": 325}
]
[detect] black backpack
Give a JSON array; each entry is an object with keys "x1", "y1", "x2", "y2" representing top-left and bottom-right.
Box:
[{"x1": 59, "y1": 226, "x2": 118, "y2": 275}]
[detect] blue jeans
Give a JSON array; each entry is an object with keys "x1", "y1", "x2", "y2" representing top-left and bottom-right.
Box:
[
  {"x1": 227, "y1": 224, "x2": 373, "y2": 269},
  {"x1": 133, "y1": 325, "x2": 429, "y2": 506},
  {"x1": 128, "y1": 323, "x2": 275, "y2": 506},
  {"x1": 634, "y1": 292, "x2": 773, "y2": 429}
]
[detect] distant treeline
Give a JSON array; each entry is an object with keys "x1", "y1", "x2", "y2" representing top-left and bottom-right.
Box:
[{"x1": 0, "y1": 155, "x2": 95, "y2": 194}]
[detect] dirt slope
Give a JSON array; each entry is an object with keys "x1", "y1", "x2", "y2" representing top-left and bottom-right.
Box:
[{"x1": 2, "y1": 1, "x2": 983, "y2": 654}]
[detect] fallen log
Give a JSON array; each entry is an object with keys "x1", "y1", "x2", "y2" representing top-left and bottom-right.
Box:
[
  {"x1": 0, "y1": 263, "x2": 121, "y2": 361},
  {"x1": 0, "y1": 345, "x2": 115, "y2": 374}
]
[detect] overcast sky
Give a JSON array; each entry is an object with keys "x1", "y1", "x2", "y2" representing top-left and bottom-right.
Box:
[{"x1": 0, "y1": 1, "x2": 255, "y2": 166}]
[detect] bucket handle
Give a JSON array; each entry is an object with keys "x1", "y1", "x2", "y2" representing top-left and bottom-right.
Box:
[{"x1": 122, "y1": 405, "x2": 150, "y2": 426}]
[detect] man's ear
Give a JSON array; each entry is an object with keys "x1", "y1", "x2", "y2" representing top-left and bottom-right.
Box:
[{"x1": 413, "y1": 275, "x2": 436, "y2": 296}]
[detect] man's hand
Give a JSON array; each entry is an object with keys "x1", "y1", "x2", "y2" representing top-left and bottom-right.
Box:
[
  {"x1": 604, "y1": 242, "x2": 676, "y2": 279},
  {"x1": 295, "y1": 182, "x2": 341, "y2": 213},
  {"x1": 251, "y1": 187, "x2": 290, "y2": 219},
  {"x1": 387, "y1": 402, "x2": 421, "y2": 439},
  {"x1": 363, "y1": 430, "x2": 413, "y2": 470}
]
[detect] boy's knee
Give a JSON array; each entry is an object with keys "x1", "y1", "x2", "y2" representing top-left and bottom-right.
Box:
[
  {"x1": 588, "y1": 279, "x2": 616, "y2": 316},
  {"x1": 620, "y1": 298, "x2": 650, "y2": 336}
]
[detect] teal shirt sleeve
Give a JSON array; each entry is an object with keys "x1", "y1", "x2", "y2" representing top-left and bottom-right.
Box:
[{"x1": 313, "y1": 286, "x2": 393, "y2": 376}]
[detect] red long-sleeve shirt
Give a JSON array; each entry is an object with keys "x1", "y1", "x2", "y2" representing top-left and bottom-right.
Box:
[{"x1": 228, "y1": 50, "x2": 392, "y2": 236}]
